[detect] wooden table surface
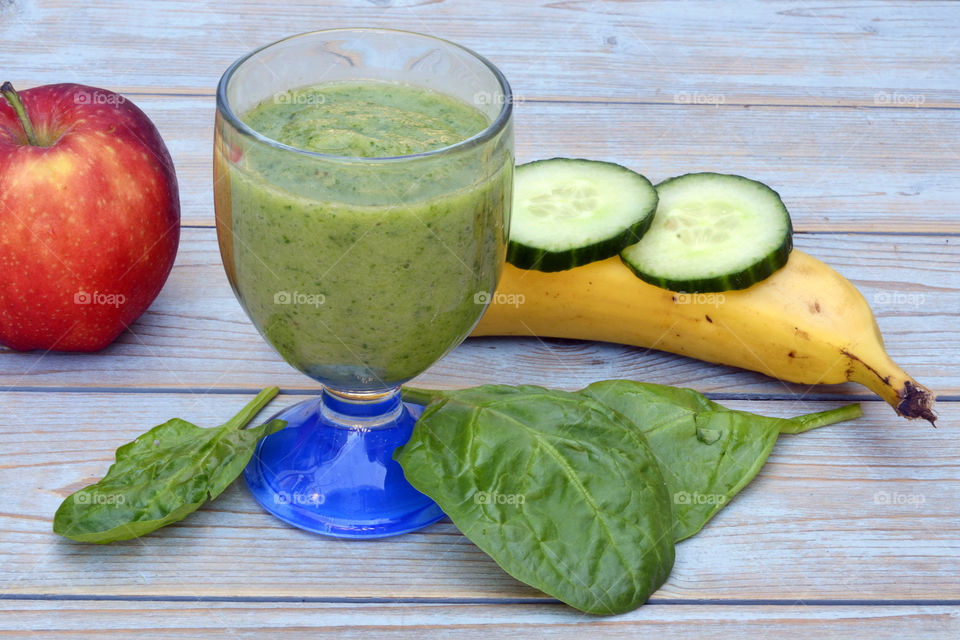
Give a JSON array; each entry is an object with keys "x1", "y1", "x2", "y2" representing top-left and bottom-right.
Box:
[{"x1": 2, "y1": 1, "x2": 959, "y2": 637}]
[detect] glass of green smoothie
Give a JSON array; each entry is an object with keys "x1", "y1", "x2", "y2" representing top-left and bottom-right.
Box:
[{"x1": 214, "y1": 29, "x2": 513, "y2": 537}]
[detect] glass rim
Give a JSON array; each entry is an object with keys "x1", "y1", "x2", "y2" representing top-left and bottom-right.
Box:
[{"x1": 216, "y1": 27, "x2": 514, "y2": 163}]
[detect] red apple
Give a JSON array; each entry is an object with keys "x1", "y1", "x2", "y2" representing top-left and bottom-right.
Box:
[{"x1": 0, "y1": 82, "x2": 180, "y2": 351}]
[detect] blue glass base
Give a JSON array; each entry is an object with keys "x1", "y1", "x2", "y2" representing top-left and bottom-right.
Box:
[{"x1": 243, "y1": 388, "x2": 445, "y2": 538}]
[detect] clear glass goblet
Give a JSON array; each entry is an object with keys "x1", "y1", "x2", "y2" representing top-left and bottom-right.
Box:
[{"x1": 214, "y1": 28, "x2": 513, "y2": 538}]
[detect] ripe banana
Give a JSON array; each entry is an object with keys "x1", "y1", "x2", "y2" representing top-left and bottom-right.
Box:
[{"x1": 472, "y1": 251, "x2": 936, "y2": 423}]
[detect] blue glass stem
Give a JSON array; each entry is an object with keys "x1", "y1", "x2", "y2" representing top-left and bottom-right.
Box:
[{"x1": 243, "y1": 387, "x2": 445, "y2": 538}]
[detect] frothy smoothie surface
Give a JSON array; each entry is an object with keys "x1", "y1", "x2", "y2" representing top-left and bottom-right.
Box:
[{"x1": 243, "y1": 82, "x2": 490, "y2": 157}]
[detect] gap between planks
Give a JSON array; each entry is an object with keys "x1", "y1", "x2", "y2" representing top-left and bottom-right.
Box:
[
  {"x1": 2, "y1": 594, "x2": 959, "y2": 607},
  {"x1": 177, "y1": 223, "x2": 960, "y2": 237},
  {"x1": 114, "y1": 89, "x2": 960, "y2": 111},
  {"x1": 1, "y1": 386, "x2": 955, "y2": 405}
]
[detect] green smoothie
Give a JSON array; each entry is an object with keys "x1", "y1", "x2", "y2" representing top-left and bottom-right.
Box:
[{"x1": 216, "y1": 81, "x2": 511, "y2": 391}]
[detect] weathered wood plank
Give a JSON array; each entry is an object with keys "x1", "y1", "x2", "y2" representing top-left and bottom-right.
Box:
[
  {"x1": 0, "y1": 601, "x2": 957, "y2": 639},
  {"x1": 0, "y1": 229, "x2": 953, "y2": 397},
  {"x1": 3, "y1": 1, "x2": 959, "y2": 106},
  {"x1": 1, "y1": 392, "x2": 956, "y2": 600},
  {"x1": 118, "y1": 94, "x2": 960, "y2": 230}
]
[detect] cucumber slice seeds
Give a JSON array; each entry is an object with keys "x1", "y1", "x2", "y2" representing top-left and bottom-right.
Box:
[
  {"x1": 507, "y1": 158, "x2": 658, "y2": 272},
  {"x1": 620, "y1": 173, "x2": 793, "y2": 293}
]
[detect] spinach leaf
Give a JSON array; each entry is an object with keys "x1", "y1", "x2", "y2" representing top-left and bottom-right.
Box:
[
  {"x1": 54, "y1": 387, "x2": 286, "y2": 544},
  {"x1": 396, "y1": 385, "x2": 675, "y2": 615},
  {"x1": 579, "y1": 380, "x2": 861, "y2": 541}
]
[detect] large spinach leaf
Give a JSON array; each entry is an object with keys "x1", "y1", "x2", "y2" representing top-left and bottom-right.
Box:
[
  {"x1": 579, "y1": 380, "x2": 861, "y2": 541},
  {"x1": 54, "y1": 387, "x2": 286, "y2": 543},
  {"x1": 397, "y1": 385, "x2": 675, "y2": 615}
]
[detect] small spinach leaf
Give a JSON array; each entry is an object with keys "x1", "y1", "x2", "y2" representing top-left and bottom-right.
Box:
[
  {"x1": 396, "y1": 384, "x2": 675, "y2": 615},
  {"x1": 53, "y1": 387, "x2": 286, "y2": 544},
  {"x1": 580, "y1": 380, "x2": 861, "y2": 541}
]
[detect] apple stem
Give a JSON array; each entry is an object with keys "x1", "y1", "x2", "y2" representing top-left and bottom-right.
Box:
[{"x1": 1, "y1": 82, "x2": 41, "y2": 147}]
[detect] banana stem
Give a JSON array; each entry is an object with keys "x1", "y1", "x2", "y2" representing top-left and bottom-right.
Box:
[{"x1": 779, "y1": 403, "x2": 862, "y2": 434}]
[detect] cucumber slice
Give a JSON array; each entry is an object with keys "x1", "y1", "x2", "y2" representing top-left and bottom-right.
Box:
[
  {"x1": 508, "y1": 158, "x2": 658, "y2": 271},
  {"x1": 620, "y1": 173, "x2": 793, "y2": 292}
]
